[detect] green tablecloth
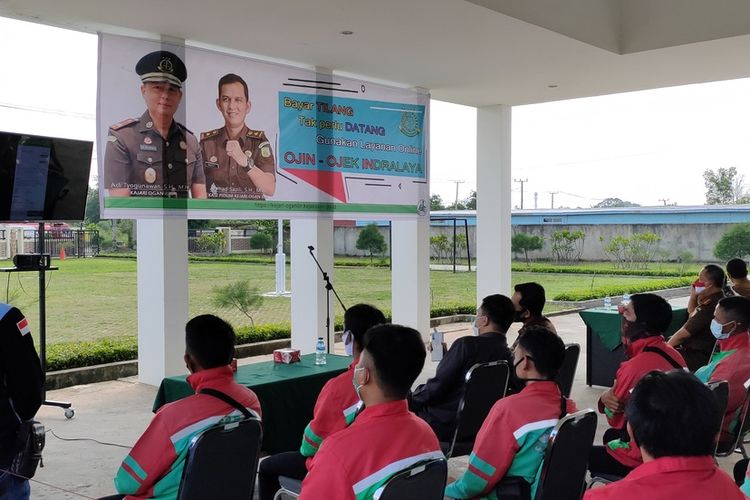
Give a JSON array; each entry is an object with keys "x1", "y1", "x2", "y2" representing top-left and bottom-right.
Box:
[
  {"x1": 579, "y1": 306, "x2": 689, "y2": 351},
  {"x1": 153, "y1": 353, "x2": 352, "y2": 453}
]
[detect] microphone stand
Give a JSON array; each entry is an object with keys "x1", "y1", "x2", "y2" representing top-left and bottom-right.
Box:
[{"x1": 308, "y1": 245, "x2": 347, "y2": 353}]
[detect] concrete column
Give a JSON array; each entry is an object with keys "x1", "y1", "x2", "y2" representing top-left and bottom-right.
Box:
[
  {"x1": 391, "y1": 219, "x2": 430, "y2": 339},
  {"x1": 291, "y1": 218, "x2": 334, "y2": 353},
  {"x1": 476, "y1": 105, "x2": 512, "y2": 300},
  {"x1": 136, "y1": 218, "x2": 189, "y2": 385}
]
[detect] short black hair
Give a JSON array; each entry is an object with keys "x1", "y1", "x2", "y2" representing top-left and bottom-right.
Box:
[
  {"x1": 727, "y1": 258, "x2": 748, "y2": 279},
  {"x1": 344, "y1": 304, "x2": 386, "y2": 348},
  {"x1": 630, "y1": 293, "x2": 673, "y2": 333},
  {"x1": 362, "y1": 324, "x2": 425, "y2": 399},
  {"x1": 218, "y1": 73, "x2": 249, "y2": 100},
  {"x1": 703, "y1": 264, "x2": 726, "y2": 288},
  {"x1": 516, "y1": 327, "x2": 566, "y2": 379},
  {"x1": 514, "y1": 282, "x2": 546, "y2": 316},
  {"x1": 626, "y1": 370, "x2": 720, "y2": 458},
  {"x1": 185, "y1": 314, "x2": 235, "y2": 369},
  {"x1": 718, "y1": 295, "x2": 750, "y2": 327},
  {"x1": 480, "y1": 294, "x2": 515, "y2": 333}
]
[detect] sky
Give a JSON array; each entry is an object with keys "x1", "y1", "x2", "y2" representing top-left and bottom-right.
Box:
[{"x1": 2, "y1": 16, "x2": 750, "y2": 210}]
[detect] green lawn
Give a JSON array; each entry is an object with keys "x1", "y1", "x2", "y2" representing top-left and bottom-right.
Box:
[{"x1": 4, "y1": 258, "x2": 676, "y2": 346}]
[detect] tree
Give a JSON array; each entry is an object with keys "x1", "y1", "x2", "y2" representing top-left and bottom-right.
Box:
[
  {"x1": 430, "y1": 234, "x2": 450, "y2": 262},
  {"x1": 356, "y1": 223, "x2": 387, "y2": 263},
  {"x1": 703, "y1": 167, "x2": 748, "y2": 205},
  {"x1": 714, "y1": 223, "x2": 750, "y2": 260},
  {"x1": 550, "y1": 230, "x2": 585, "y2": 263},
  {"x1": 430, "y1": 194, "x2": 445, "y2": 211},
  {"x1": 464, "y1": 190, "x2": 477, "y2": 210},
  {"x1": 84, "y1": 187, "x2": 100, "y2": 224},
  {"x1": 211, "y1": 280, "x2": 263, "y2": 326},
  {"x1": 195, "y1": 231, "x2": 225, "y2": 255},
  {"x1": 250, "y1": 232, "x2": 273, "y2": 254},
  {"x1": 511, "y1": 233, "x2": 543, "y2": 264},
  {"x1": 593, "y1": 198, "x2": 640, "y2": 208}
]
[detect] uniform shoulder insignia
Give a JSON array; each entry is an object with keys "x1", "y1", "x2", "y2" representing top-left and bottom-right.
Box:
[
  {"x1": 110, "y1": 118, "x2": 138, "y2": 131},
  {"x1": 201, "y1": 128, "x2": 222, "y2": 141},
  {"x1": 246, "y1": 129, "x2": 265, "y2": 139}
]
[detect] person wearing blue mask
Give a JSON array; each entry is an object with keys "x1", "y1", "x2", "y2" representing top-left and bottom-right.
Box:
[
  {"x1": 257, "y1": 304, "x2": 385, "y2": 500},
  {"x1": 410, "y1": 294, "x2": 518, "y2": 441},
  {"x1": 694, "y1": 296, "x2": 750, "y2": 447}
]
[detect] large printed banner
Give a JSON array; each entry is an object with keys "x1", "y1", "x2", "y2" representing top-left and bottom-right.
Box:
[{"x1": 97, "y1": 34, "x2": 429, "y2": 220}]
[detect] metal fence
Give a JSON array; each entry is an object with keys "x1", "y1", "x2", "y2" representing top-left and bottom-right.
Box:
[{"x1": 26, "y1": 229, "x2": 100, "y2": 258}]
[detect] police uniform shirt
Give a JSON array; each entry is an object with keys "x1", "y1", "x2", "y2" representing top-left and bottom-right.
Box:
[
  {"x1": 104, "y1": 111, "x2": 205, "y2": 198},
  {"x1": 199, "y1": 125, "x2": 275, "y2": 200}
]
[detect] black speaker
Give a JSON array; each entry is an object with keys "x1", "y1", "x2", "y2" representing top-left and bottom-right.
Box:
[{"x1": 12, "y1": 254, "x2": 51, "y2": 271}]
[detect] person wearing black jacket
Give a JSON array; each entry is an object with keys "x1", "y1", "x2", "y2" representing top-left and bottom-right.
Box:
[
  {"x1": 0, "y1": 303, "x2": 44, "y2": 500},
  {"x1": 410, "y1": 294, "x2": 517, "y2": 441}
]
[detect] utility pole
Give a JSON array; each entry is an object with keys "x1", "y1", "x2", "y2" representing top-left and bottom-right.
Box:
[
  {"x1": 514, "y1": 178, "x2": 528, "y2": 209},
  {"x1": 533, "y1": 192, "x2": 538, "y2": 209},
  {"x1": 449, "y1": 179, "x2": 465, "y2": 208},
  {"x1": 658, "y1": 198, "x2": 669, "y2": 206},
  {"x1": 549, "y1": 191, "x2": 559, "y2": 209}
]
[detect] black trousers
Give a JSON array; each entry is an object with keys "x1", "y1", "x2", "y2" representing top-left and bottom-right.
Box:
[
  {"x1": 257, "y1": 451, "x2": 308, "y2": 500},
  {"x1": 588, "y1": 445, "x2": 633, "y2": 479}
]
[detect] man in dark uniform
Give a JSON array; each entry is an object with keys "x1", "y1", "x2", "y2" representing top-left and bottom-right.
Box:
[
  {"x1": 0, "y1": 303, "x2": 44, "y2": 500},
  {"x1": 103, "y1": 50, "x2": 207, "y2": 199},
  {"x1": 200, "y1": 73, "x2": 276, "y2": 200}
]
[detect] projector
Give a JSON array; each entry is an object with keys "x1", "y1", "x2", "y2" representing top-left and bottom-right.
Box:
[{"x1": 13, "y1": 254, "x2": 51, "y2": 271}]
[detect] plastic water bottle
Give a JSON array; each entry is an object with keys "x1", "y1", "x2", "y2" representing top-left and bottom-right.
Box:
[
  {"x1": 622, "y1": 293, "x2": 631, "y2": 306},
  {"x1": 603, "y1": 296, "x2": 612, "y2": 310},
  {"x1": 315, "y1": 337, "x2": 327, "y2": 365}
]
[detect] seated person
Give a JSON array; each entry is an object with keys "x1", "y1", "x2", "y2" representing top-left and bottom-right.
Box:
[
  {"x1": 299, "y1": 324, "x2": 443, "y2": 499},
  {"x1": 114, "y1": 315, "x2": 261, "y2": 500},
  {"x1": 588, "y1": 293, "x2": 687, "y2": 478},
  {"x1": 727, "y1": 258, "x2": 750, "y2": 299},
  {"x1": 257, "y1": 304, "x2": 386, "y2": 500},
  {"x1": 511, "y1": 282, "x2": 556, "y2": 349},
  {"x1": 695, "y1": 296, "x2": 750, "y2": 445},
  {"x1": 584, "y1": 370, "x2": 743, "y2": 499},
  {"x1": 668, "y1": 264, "x2": 726, "y2": 371},
  {"x1": 410, "y1": 294, "x2": 517, "y2": 441},
  {"x1": 445, "y1": 327, "x2": 577, "y2": 500}
]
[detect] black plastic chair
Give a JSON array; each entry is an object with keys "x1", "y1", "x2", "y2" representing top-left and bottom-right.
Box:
[
  {"x1": 709, "y1": 379, "x2": 730, "y2": 450},
  {"x1": 555, "y1": 344, "x2": 580, "y2": 398},
  {"x1": 534, "y1": 409, "x2": 598, "y2": 500},
  {"x1": 176, "y1": 415, "x2": 263, "y2": 500},
  {"x1": 440, "y1": 360, "x2": 510, "y2": 458},
  {"x1": 716, "y1": 382, "x2": 750, "y2": 458},
  {"x1": 379, "y1": 458, "x2": 447, "y2": 500}
]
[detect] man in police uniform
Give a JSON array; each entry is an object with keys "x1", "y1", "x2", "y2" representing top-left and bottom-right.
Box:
[
  {"x1": 200, "y1": 73, "x2": 276, "y2": 200},
  {"x1": 0, "y1": 303, "x2": 43, "y2": 499},
  {"x1": 103, "y1": 50, "x2": 207, "y2": 199}
]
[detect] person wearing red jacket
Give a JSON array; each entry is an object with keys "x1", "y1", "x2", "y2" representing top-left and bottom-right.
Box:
[
  {"x1": 445, "y1": 327, "x2": 577, "y2": 500},
  {"x1": 299, "y1": 324, "x2": 443, "y2": 500},
  {"x1": 585, "y1": 370, "x2": 743, "y2": 499},
  {"x1": 588, "y1": 294, "x2": 687, "y2": 478},
  {"x1": 113, "y1": 315, "x2": 261, "y2": 500},
  {"x1": 257, "y1": 304, "x2": 386, "y2": 500}
]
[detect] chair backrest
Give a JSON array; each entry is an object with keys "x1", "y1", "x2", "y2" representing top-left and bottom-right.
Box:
[
  {"x1": 708, "y1": 380, "x2": 729, "y2": 456},
  {"x1": 716, "y1": 381, "x2": 750, "y2": 456},
  {"x1": 447, "y1": 361, "x2": 510, "y2": 455},
  {"x1": 555, "y1": 344, "x2": 580, "y2": 398},
  {"x1": 535, "y1": 409, "x2": 597, "y2": 500},
  {"x1": 378, "y1": 458, "x2": 447, "y2": 500},
  {"x1": 177, "y1": 415, "x2": 263, "y2": 500}
]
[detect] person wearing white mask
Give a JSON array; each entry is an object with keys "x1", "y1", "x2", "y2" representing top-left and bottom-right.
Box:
[
  {"x1": 409, "y1": 294, "x2": 518, "y2": 441},
  {"x1": 668, "y1": 264, "x2": 726, "y2": 371},
  {"x1": 257, "y1": 304, "x2": 385, "y2": 500},
  {"x1": 695, "y1": 296, "x2": 750, "y2": 447}
]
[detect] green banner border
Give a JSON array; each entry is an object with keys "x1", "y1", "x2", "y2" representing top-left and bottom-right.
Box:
[{"x1": 104, "y1": 197, "x2": 417, "y2": 214}]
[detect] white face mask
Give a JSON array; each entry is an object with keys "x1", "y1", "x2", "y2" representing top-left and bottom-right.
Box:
[
  {"x1": 710, "y1": 319, "x2": 734, "y2": 340},
  {"x1": 695, "y1": 286, "x2": 706, "y2": 294},
  {"x1": 343, "y1": 330, "x2": 353, "y2": 356}
]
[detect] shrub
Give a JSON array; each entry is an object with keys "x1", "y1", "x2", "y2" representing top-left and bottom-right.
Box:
[
  {"x1": 356, "y1": 223, "x2": 387, "y2": 263},
  {"x1": 714, "y1": 223, "x2": 750, "y2": 260},
  {"x1": 511, "y1": 233, "x2": 543, "y2": 264},
  {"x1": 552, "y1": 277, "x2": 693, "y2": 301},
  {"x1": 600, "y1": 232, "x2": 661, "y2": 269},
  {"x1": 550, "y1": 230, "x2": 585, "y2": 263},
  {"x1": 250, "y1": 232, "x2": 274, "y2": 254},
  {"x1": 211, "y1": 280, "x2": 264, "y2": 326},
  {"x1": 430, "y1": 234, "x2": 450, "y2": 262},
  {"x1": 195, "y1": 231, "x2": 226, "y2": 255}
]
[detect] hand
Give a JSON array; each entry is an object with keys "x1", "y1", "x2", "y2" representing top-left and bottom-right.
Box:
[
  {"x1": 600, "y1": 390, "x2": 624, "y2": 413},
  {"x1": 226, "y1": 140, "x2": 248, "y2": 166}
]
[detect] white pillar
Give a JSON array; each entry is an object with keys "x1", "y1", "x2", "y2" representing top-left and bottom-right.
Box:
[
  {"x1": 291, "y1": 218, "x2": 334, "y2": 353},
  {"x1": 391, "y1": 219, "x2": 430, "y2": 339},
  {"x1": 476, "y1": 105, "x2": 512, "y2": 300},
  {"x1": 137, "y1": 218, "x2": 189, "y2": 385}
]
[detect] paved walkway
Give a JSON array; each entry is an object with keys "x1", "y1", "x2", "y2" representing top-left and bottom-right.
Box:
[{"x1": 27, "y1": 295, "x2": 739, "y2": 499}]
